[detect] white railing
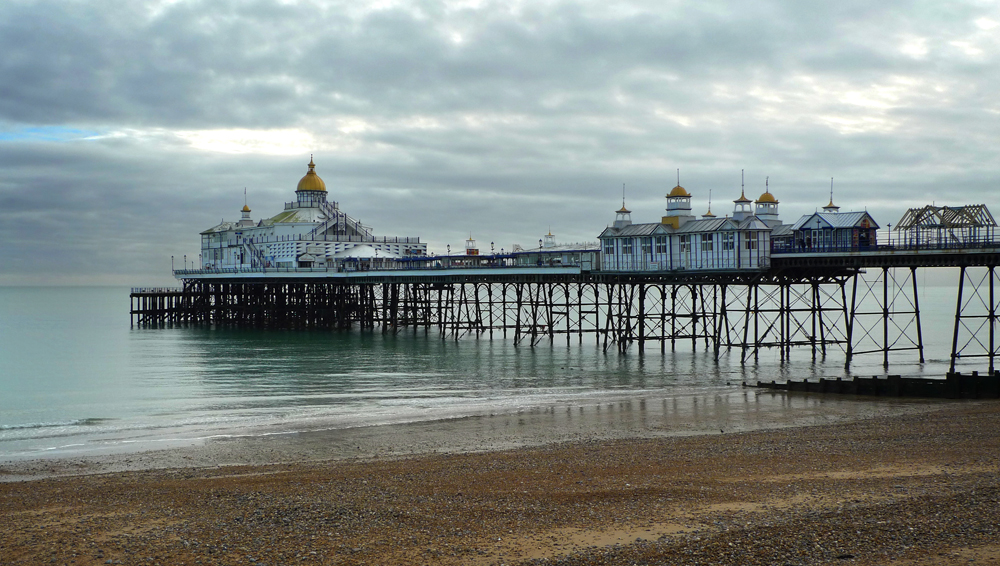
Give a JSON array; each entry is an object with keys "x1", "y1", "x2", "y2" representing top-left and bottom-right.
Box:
[{"x1": 308, "y1": 201, "x2": 374, "y2": 239}]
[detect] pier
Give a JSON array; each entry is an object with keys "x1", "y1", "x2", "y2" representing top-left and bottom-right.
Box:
[
  {"x1": 132, "y1": 242, "x2": 1000, "y2": 376},
  {"x1": 132, "y1": 159, "x2": 1000, "y2": 380}
]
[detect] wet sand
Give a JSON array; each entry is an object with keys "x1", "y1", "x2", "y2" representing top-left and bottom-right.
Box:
[
  {"x1": 2, "y1": 394, "x2": 999, "y2": 565},
  {"x1": 1, "y1": 389, "x2": 941, "y2": 479}
]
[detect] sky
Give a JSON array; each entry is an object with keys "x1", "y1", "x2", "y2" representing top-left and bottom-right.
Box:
[{"x1": 1, "y1": 0, "x2": 998, "y2": 286}]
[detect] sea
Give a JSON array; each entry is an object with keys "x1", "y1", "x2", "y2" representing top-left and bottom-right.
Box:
[{"x1": 0, "y1": 284, "x2": 978, "y2": 462}]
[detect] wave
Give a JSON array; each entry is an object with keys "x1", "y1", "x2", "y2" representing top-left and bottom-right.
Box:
[{"x1": 0, "y1": 417, "x2": 114, "y2": 432}]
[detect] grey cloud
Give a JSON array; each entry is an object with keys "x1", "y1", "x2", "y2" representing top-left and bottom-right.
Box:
[{"x1": 1, "y1": 0, "x2": 999, "y2": 284}]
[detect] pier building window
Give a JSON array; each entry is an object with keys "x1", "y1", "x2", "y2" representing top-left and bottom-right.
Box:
[
  {"x1": 655, "y1": 236, "x2": 667, "y2": 254},
  {"x1": 603, "y1": 241, "x2": 614, "y2": 255},
  {"x1": 722, "y1": 233, "x2": 735, "y2": 251},
  {"x1": 679, "y1": 235, "x2": 691, "y2": 253},
  {"x1": 701, "y1": 235, "x2": 713, "y2": 252},
  {"x1": 641, "y1": 238, "x2": 652, "y2": 255},
  {"x1": 622, "y1": 239, "x2": 634, "y2": 254},
  {"x1": 744, "y1": 233, "x2": 758, "y2": 250}
]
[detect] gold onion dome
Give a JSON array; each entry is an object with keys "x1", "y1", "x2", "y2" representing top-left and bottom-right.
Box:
[
  {"x1": 756, "y1": 191, "x2": 778, "y2": 203},
  {"x1": 242, "y1": 204, "x2": 251, "y2": 212},
  {"x1": 296, "y1": 156, "x2": 327, "y2": 192},
  {"x1": 667, "y1": 184, "x2": 690, "y2": 198}
]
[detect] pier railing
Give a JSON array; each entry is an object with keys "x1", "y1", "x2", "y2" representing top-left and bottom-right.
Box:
[
  {"x1": 130, "y1": 287, "x2": 183, "y2": 294},
  {"x1": 772, "y1": 239, "x2": 1000, "y2": 254},
  {"x1": 171, "y1": 261, "x2": 586, "y2": 277}
]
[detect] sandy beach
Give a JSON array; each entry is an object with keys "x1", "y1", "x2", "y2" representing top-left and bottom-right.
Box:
[{"x1": 2, "y1": 395, "x2": 999, "y2": 565}]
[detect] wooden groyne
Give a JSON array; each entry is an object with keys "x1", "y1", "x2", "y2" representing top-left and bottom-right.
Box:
[{"x1": 747, "y1": 371, "x2": 1000, "y2": 399}]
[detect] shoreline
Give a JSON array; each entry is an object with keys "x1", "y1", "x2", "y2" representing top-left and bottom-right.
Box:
[
  {"x1": 1, "y1": 389, "x2": 946, "y2": 482},
  {"x1": 2, "y1": 398, "x2": 999, "y2": 565}
]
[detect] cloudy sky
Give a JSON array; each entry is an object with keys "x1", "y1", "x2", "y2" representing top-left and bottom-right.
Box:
[{"x1": 1, "y1": 0, "x2": 998, "y2": 285}]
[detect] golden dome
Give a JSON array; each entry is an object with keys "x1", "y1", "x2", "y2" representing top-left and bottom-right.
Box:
[
  {"x1": 756, "y1": 191, "x2": 778, "y2": 204},
  {"x1": 242, "y1": 204, "x2": 251, "y2": 212},
  {"x1": 617, "y1": 205, "x2": 631, "y2": 213},
  {"x1": 296, "y1": 156, "x2": 327, "y2": 192},
  {"x1": 667, "y1": 184, "x2": 690, "y2": 198}
]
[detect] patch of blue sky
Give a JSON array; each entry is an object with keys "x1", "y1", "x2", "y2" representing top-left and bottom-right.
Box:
[{"x1": 0, "y1": 126, "x2": 103, "y2": 142}]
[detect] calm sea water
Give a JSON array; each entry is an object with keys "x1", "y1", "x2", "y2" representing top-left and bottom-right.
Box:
[{"x1": 0, "y1": 284, "x2": 974, "y2": 460}]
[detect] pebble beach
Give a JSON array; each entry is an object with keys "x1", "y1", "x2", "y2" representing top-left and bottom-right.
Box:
[{"x1": 2, "y1": 397, "x2": 999, "y2": 566}]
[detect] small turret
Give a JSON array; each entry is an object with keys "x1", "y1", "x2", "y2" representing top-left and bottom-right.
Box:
[
  {"x1": 732, "y1": 171, "x2": 753, "y2": 221},
  {"x1": 295, "y1": 155, "x2": 328, "y2": 206},
  {"x1": 465, "y1": 235, "x2": 479, "y2": 256},
  {"x1": 733, "y1": 190, "x2": 753, "y2": 221},
  {"x1": 238, "y1": 191, "x2": 254, "y2": 227},
  {"x1": 614, "y1": 205, "x2": 632, "y2": 229},
  {"x1": 543, "y1": 231, "x2": 556, "y2": 249},
  {"x1": 755, "y1": 178, "x2": 780, "y2": 226},
  {"x1": 662, "y1": 171, "x2": 695, "y2": 229}
]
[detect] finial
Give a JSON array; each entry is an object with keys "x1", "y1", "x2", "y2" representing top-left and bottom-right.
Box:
[
  {"x1": 766, "y1": 176, "x2": 769, "y2": 193},
  {"x1": 622, "y1": 183, "x2": 626, "y2": 208},
  {"x1": 677, "y1": 169, "x2": 680, "y2": 187}
]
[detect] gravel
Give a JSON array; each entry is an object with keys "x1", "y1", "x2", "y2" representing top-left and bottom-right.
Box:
[{"x1": 2, "y1": 400, "x2": 999, "y2": 566}]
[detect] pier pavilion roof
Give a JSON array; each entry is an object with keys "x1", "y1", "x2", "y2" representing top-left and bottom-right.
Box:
[
  {"x1": 771, "y1": 224, "x2": 793, "y2": 238},
  {"x1": 676, "y1": 216, "x2": 771, "y2": 233},
  {"x1": 296, "y1": 157, "x2": 327, "y2": 192},
  {"x1": 791, "y1": 211, "x2": 879, "y2": 231},
  {"x1": 201, "y1": 221, "x2": 240, "y2": 234},
  {"x1": 599, "y1": 222, "x2": 669, "y2": 239},
  {"x1": 263, "y1": 207, "x2": 325, "y2": 224},
  {"x1": 667, "y1": 184, "x2": 690, "y2": 198},
  {"x1": 332, "y1": 244, "x2": 401, "y2": 259},
  {"x1": 756, "y1": 190, "x2": 777, "y2": 203}
]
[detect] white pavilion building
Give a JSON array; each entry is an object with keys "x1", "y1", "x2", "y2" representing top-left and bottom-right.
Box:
[
  {"x1": 599, "y1": 182, "x2": 774, "y2": 272},
  {"x1": 198, "y1": 157, "x2": 426, "y2": 270}
]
